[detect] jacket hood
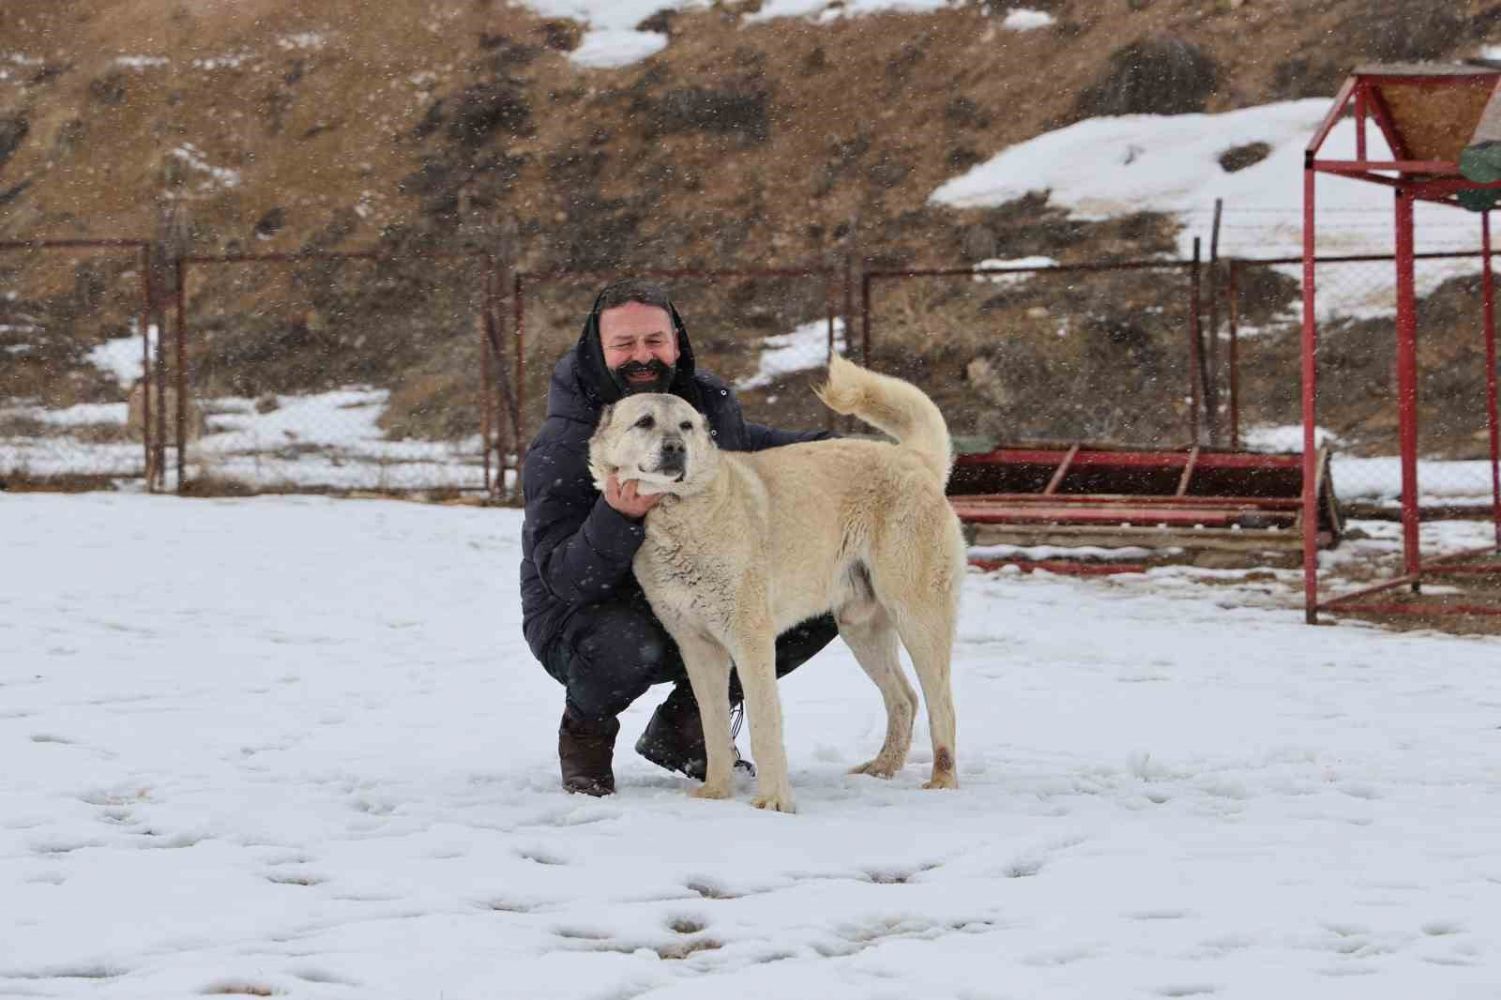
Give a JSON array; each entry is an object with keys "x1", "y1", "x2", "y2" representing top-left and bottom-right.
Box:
[{"x1": 572, "y1": 287, "x2": 698, "y2": 407}]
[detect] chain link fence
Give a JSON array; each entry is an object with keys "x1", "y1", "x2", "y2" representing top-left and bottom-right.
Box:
[
  {"x1": 1228, "y1": 251, "x2": 1499, "y2": 516},
  {"x1": 863, "y1": 260, "x2": 1201, "y2": 450},
  {"x1": 170, "y1": 252, "x2": 498, "y2": 496},
  {"x1": 0, "y1": 241, "x2": 152, "y2": 489}
]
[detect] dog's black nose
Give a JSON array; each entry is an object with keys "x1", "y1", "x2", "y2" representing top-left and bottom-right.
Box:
[{"x1": 660, "y1": 437, "x2": 686, "y2": 473}]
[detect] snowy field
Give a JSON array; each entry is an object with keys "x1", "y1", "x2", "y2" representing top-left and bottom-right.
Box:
[{"x1": 4, "y1": 493, "x2": 1501, "y2": 999}]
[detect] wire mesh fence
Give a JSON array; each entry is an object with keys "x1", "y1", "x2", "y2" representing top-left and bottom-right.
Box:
[
  {"x1": 863, "y1": 260, "x2": 1201, "y2": 449},
  {"x1": 0, "y1": 241, "x2": 152, "y2": 489},
  {"x1": 171, "y1": 253, "x2": 497, "y2": 496},
  {"x1": 1228, "y1": 252, "x2": 1500, "y2": 516}
]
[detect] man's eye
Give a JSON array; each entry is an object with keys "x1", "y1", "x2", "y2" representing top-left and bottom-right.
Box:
[
  {"x1": 635, "y1": 415, "x2": 655, "y2": 430},
  {"x1": 679, "y1": 421, "x2": 693, "y2": 431}
]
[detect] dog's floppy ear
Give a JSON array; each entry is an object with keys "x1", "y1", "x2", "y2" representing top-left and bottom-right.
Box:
[{"x1": 587, "y1": 404, "x2": 616, "y2": 492}]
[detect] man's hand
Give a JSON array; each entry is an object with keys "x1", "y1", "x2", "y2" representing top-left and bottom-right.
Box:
[{"x1": 604, "y1": 473, "x2": 661, "y2": 520}]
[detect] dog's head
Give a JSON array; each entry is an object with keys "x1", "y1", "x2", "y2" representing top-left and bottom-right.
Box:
[{"x1": 588, "y1": 393, "x2": 718, "y2": 497}]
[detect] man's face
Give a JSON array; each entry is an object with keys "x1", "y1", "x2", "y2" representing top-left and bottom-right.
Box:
[{"x1": 599, "y1": 301, "x2": 680, "y2": 394}]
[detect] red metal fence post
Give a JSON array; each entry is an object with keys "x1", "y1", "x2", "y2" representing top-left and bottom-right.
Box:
[
  {"x1": 174, "y1": 256, "x2": 188, "y2": 491},
  {"x1": 1187, "y1": 237, "x2": 1204, "y2": 446},
  {"x1": 1228, "y1": 259, "x2": 1241, "y2": 451},
  {"x1": 1301, "y1": 158, "x2": 1321, "y2": 623},
  {"x1": 1393, "y1": 188, "x2": 1423, "y2": 585},
  {"x1": 1484, "y1": 212, "x2": 1501, "y2": 549}
]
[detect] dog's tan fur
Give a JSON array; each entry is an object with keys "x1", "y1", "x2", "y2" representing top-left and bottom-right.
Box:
[{"x1": 588, "y1": 355, "x2": 965, "y2": 812}]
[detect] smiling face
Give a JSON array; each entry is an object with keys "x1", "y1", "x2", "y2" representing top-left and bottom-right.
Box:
[
  {"x1": 599, "y1": 301, "x2": 680, "y2": 395},
  {"x1": 588, "y1": 393, "x2": 718, "y2": 497}
]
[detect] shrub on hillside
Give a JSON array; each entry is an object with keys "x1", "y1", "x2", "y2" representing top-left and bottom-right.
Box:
[{"x1": 1074, "y1": 36, "x2": 1219, "y2": 118}]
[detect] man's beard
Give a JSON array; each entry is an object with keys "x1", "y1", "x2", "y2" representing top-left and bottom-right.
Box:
[{"x1": 611, "y1": 358, "x2": 676, "y2": 396}]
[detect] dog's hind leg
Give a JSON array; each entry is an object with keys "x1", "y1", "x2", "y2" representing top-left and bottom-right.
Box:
[
  {"x1": 727, "y1": 618, "x2": 795, "y2": 813},
  {"x1": 676, "y1": 630, "x2": 736, "y2": 800},
  {"x1": 838, "y1": 600, "x2": 917, "y2": 779},
  {"x1": 890, "y1": 592, "x2": 960, "y2": 791}
]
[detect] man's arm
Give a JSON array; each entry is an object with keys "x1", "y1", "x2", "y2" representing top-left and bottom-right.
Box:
[
  {"x1": 742, "y1": 422, "x2": 835, "y2": 451},
  {"x1": 522, "y1": 443, "x2": 646, "y2": 607}
]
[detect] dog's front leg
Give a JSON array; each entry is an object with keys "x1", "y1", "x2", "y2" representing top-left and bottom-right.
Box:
[
  {"x1": 676, "y1": 631, "x2": 735, "y2": 800},
  {"x1": 730, "y1": 621, "x2": 794, "y2": 814}
]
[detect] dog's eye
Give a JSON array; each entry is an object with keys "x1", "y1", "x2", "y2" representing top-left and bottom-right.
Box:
[
  {"x1": 634, "y1": 415, "x2": 655, "y2": 430},
  {"x1": 679, "y1": 421, "x2": 693, "y2": 431}
]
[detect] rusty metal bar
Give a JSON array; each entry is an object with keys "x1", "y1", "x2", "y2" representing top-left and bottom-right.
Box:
[
  {"x1": 1042, "y1": 444, "x2": 1080, "y2": 495},
  {"x1": 860, "y1": 270, "x2": 872, "y2": 366},
  {"x1": 1228, "y1": 260, "x2": 1241, "y2": 450},
  {"x1": 1485, "y1": 213, "x2": 1501, "y2": 550},
  {"x1": 1187, "y1": 238, "x2": 1204, "y2": 445},
  {"x1": 1394, "y1": 189, "x2": 1422, "y2": 583},
  {"x1": 1175, "y1": 446, "x2": 1201, "y2": 497},
  {"x1": 1301, "y1": 154, "x2": 1321, "y2": 624},
  {"x1": 137, "y1": 243, "x2": 153, "y2": 489},
  {"x1": 174, "y1": 256, "x2": 187, "y2": 490},
  {"x1": 866, "y1": 259, "x2": 1195, "y2": 280}
]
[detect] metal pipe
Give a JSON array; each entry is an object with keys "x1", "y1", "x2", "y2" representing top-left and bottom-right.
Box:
[
  {"x1": 1187, "y1": 238, "x2": 1204, "y2": 445},
  {"x1": 1485, "y1": 213, "x2": 1501, "y2": 550},
  {"x1": 138, "y1": 244, "x2": 153, "y2": 490},
  {"x1": 174, "y1": 257, "x2": 187, "y2": 491},
  {"x1": 860, "y1": 270, "x2": 871, "y2": 366},
  {"x1": 1394, "y1": 189, "x2": 1423, "y2": 583},
  {"x1": 481, "y1": 265, "x2": 494, "y2": 499},
  {"x1": 1228, "y1": 260, "x2": 1241, "y2": 450},
  {"x1": 1301, "y1": 156, "x2": 1321, "y2": 624},
  {"x1": 514, "y1": 271, "x2": 526, "y2": 477}
]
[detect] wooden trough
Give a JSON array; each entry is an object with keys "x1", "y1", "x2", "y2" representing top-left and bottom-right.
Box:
[{"x1": 949, "y1": 442, "x2": 1343, "y2": 571}]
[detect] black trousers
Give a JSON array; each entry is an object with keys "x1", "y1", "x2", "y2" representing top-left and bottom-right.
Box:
[{"x1": 541, "y1": 591, "x2": 840, "y2": 722}]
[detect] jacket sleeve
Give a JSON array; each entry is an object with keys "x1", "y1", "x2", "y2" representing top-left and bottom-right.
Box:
[
  {"x1": 521, "y1": 441, "x2": 646, "y2": 606},
  {"x1": 743, "y1": 422, "x2": 835, "y2": 451}
]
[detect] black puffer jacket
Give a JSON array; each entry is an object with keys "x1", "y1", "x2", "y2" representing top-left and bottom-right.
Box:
[{"x1": 519, "y1": 298, "x2": 830, "y2": 660}]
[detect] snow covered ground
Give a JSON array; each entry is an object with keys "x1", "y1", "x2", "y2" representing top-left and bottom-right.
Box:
[{"x1": 4, "y1": 493, "x2": 1500, "y2": 998}]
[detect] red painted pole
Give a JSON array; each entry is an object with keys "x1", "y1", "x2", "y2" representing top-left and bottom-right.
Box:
[
  {"x1": 138, "y1": 244, "x2": 153, "y2": 489},
  {"x1": 1187, "y1": 238, "x2": 1204, "y2": 445},
  {"x1": 1228, "y1": 260, "x2": 1241, "y2": 450},
  {"x1": 1301, "y1": 158, "x2": 1321, "y2": 623},
  {"x1": 514, "y1": 271, "x2": 527, "y2": 477},
  {"x1": 1483, "y1": 212, "x2": 1501, "y2": 550},
  {"x1": 1394, "y1": 189, "x2": 1422, "y2": 583},
  {"x1": 174, "y1": 257, "x2": 187, "y2": 491}
]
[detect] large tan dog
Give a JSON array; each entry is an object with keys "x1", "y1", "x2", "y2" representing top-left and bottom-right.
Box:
[{"x1": 588, "y1": 355, "x2": 965, "y2": 812}]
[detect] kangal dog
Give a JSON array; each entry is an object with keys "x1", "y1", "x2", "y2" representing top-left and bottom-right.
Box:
[{"x1": 588, "y1": 356, "x2": 965, "y2": 812}]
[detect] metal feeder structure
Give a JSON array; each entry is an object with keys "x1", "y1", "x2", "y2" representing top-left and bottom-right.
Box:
[
  {"x1": 1301, "y1": 64, "x2": 1501, "y2": 623},
  {"x1": 951, "y1": 442, "x2": 1341, "y2": 573}
]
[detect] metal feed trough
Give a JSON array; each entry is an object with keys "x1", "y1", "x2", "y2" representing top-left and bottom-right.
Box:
[{"x1": 948, "y1": 442, "x2": 1342, "y2": 573}]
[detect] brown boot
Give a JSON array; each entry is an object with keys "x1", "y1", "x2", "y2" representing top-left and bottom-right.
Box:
[{"x1": 559, "y1": 708, "x2": 619, "y2": 796}]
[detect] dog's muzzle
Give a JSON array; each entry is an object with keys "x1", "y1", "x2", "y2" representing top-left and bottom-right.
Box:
[{"x1": 659, "y1": 438, "x2": 686, "y2": 478}]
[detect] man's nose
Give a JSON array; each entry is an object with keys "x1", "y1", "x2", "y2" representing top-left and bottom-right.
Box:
[{"x1": 632, "y1": 341, "x2": 655, "y2": 362}]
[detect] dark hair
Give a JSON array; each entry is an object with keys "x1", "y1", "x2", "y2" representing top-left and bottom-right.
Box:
[{"x1": 595, "y1": 278, "x2": 673, "y2": 313}]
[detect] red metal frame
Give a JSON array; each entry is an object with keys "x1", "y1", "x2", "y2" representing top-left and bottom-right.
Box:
[
  {"x1": 1302, "y1": 68, "x2": 1501, "y2": 623},
  {"x1": 0, "y1": 239, "x2": 154, "y2": 485}
]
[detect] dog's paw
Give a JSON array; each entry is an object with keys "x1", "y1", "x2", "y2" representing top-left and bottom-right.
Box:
[
  {"x1": 751, "y1": 791, "x2": 796, "y2": 813},
  {"x1": 849, "y1": 758, "x2": 902, "y2": 779},
  {"x1": 922, "y1": 771, "x2": 959, "y2": 790},
  {"x1": 691, "y1": 782, "x2": 733, "y2": 801}
]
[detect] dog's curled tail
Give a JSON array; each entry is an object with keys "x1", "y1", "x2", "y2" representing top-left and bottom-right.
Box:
[{"x1": 816, "y1": 354, "x2": 953, "y2": 485}]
